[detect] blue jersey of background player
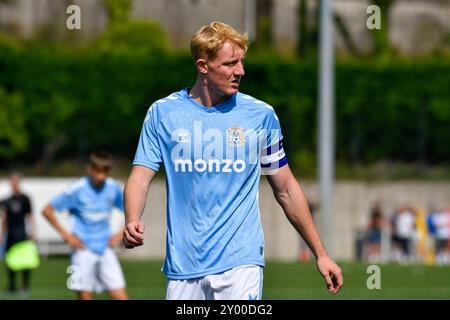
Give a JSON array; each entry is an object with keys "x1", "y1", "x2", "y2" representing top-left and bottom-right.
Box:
[
  {"x1": 124, "y1": 21, "x2": 343, "y2": 300},
  {"x1": 42, "y1": 152, "x2": 128, "y2": 300}
]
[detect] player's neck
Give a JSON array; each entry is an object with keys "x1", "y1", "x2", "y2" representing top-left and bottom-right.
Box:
[
  {"x1": 88, "y1": 177, "x2": 106, "y2": 191},
  {"x1": 189, "y1": 82, "x2": 229, "y2": 108}
]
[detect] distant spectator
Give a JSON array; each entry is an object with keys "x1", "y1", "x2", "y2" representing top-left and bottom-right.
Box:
[
  {"x1": 391, "y1": 206, "x2": 416, "y2": 263},
  {"x1": 364, "y1": 202, "x2": 385, "y2": 262},
  {"x1": 0, "y1": 172, "x2": 35, "y2": 296},
  {"x1": 427, "y1": 208, "x2": 450, "y2": 265}
]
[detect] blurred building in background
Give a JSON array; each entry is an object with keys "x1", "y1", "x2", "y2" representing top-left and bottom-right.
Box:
[{"x1": 0, "y1": 0, "x2": 449, "y2": 56}]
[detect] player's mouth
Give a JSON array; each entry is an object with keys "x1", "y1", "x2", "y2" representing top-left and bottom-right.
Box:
[{"x1": 231, "y1": 79, "x2": 240, "y2": 88}]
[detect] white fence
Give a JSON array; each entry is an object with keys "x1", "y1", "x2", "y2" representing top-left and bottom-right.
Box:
[{"x1": 1, "y1": 178, "x2": 449, "y2": 261}]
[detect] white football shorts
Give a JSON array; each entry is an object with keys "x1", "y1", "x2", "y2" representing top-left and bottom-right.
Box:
[
  {"x1": 68, "y1": 248, "x2": 126, "y2": 293},
  {"x1": 166, "y1": 264, "x2": 263, "y2": 300}
]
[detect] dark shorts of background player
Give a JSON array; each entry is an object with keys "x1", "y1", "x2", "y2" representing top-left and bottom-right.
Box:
[
  {"x1": 435, "y1": 239, "x2": 450, "y2": 254},
  {"x1": 391, "y1": 235, "x2": 411, "y2": 255}
]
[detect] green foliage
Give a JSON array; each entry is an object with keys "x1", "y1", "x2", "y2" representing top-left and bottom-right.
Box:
[
  {"x1": 0, "y1": 87, "x2": 27, "y2": 158},
  {"x1": 97, "y1": 0, "x2": 170, "y2": 56},
  {"x1": 104, "y1": 0, "x2": 133, "y2": 24},
  {"x1": 94, "y1": 20, "x2": 170, "y2": 55},
  {"x1": 0, "y1": 36, "x2": 448, "y2": 175},
  {"x1": 371, "y1": 0, "x2": 396, "y2": 57}
]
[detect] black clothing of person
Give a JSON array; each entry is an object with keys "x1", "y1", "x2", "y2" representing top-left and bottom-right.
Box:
[{"x1": 1, "y1": 193, "x2": 32, "y2": 293}]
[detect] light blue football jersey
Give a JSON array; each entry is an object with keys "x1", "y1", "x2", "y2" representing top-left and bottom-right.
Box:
[
  {"x1": 133, "y1": 88, "x2": 287, "y2": 279},
  {"x1": 51, "y1": 177, "x2": 124, "y2": 255}
]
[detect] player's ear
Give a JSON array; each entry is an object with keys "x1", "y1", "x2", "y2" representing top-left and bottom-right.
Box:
[{"x1": 196, "y1": 59, "x2": 208, "y2": 74}]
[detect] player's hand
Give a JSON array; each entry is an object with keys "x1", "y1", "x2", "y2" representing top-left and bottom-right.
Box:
[
  {"x1": 108, "y1": 232, "x2": 123, "y2": 248},
  {"x1": 64, "y1": 233, "x2": 85, "y2": 250},
  {"x1": 316, "y1": 255, "x2": 343, "y2": 294},
  {"x1": 123, "y1": 220, "x2": 145, "y2": 249}
]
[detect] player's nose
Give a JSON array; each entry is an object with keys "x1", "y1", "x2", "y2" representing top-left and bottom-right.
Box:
[
  {"x1": 96, "y1": 173, "x2": 107, "y2": 181},
  {"x1": 235, "y1": 62, "x2": 245, "y2": 77}
]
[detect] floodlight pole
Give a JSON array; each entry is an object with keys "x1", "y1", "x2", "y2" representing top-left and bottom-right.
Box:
[{"x1": 318, "y1": 0, "x2": 335, "y2": 257}]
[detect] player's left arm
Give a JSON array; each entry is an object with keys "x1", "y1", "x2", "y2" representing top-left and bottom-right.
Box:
[{"x1": 266, "y1": 165, "x2": 343, "y2": 294}]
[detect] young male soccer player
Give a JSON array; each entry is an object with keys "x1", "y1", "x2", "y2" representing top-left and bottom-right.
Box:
[
  {"x1": 42, "y1": 152, "x2": 128, "y2": 300},
  {"x1": 123, "y1": 21, "x2": 343, "y2": 300}
]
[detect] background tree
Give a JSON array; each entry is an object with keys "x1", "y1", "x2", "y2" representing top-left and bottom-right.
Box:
[{"x1": 254, "y1": 0, "x2": 273, "y2": 51}]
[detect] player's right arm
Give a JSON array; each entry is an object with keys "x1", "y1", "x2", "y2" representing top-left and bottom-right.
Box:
[
  {"x1": 42, "y1": 204, "x2": 85, "y2": 249},
  {"x1": 123, "y1": 165, "x2": 156, "y2": 249}
]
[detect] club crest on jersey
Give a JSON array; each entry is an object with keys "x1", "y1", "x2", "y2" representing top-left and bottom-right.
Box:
[{"x1": 227, "y1": 127, "x2": 245, "y2": 146}]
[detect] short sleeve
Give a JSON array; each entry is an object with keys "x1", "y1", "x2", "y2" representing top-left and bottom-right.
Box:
[
  {"x1": 262, "y1": 108, "x2": 283, "y2": 149},
  {"x1": 133, "y1": 103, "x2": 163, "y2": 171},
  {"x1": 51, "y1": 189, "x2": 76, "y2": 212},
  {"x1": 260, "y1": 108, "x2": 288, "y2": 171}
]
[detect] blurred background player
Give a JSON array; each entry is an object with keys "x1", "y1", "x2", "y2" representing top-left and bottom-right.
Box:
[
  {"x1": 42, "y1": 151, "x2": 128, "y2": 300},
  {"x1": 123, "y1": 21, "x2": 342, "y2": 300},
  {"x1": 363, "y1": 202, "x2": 385, "y2": 262},
  {"x1": 0, "y1": 172, "x2": 35, "y2": 296},
  {"x1": 391, "y1": 206, "x2": 416, "y2": 263},
  {"x1": 428, "y1": 207, "x2": 450, "y2": 265}
]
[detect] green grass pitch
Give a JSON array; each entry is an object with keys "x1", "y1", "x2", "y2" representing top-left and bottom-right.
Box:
[{"x1": 1, "y1": 257, "x2": 449, "y2": 300}]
